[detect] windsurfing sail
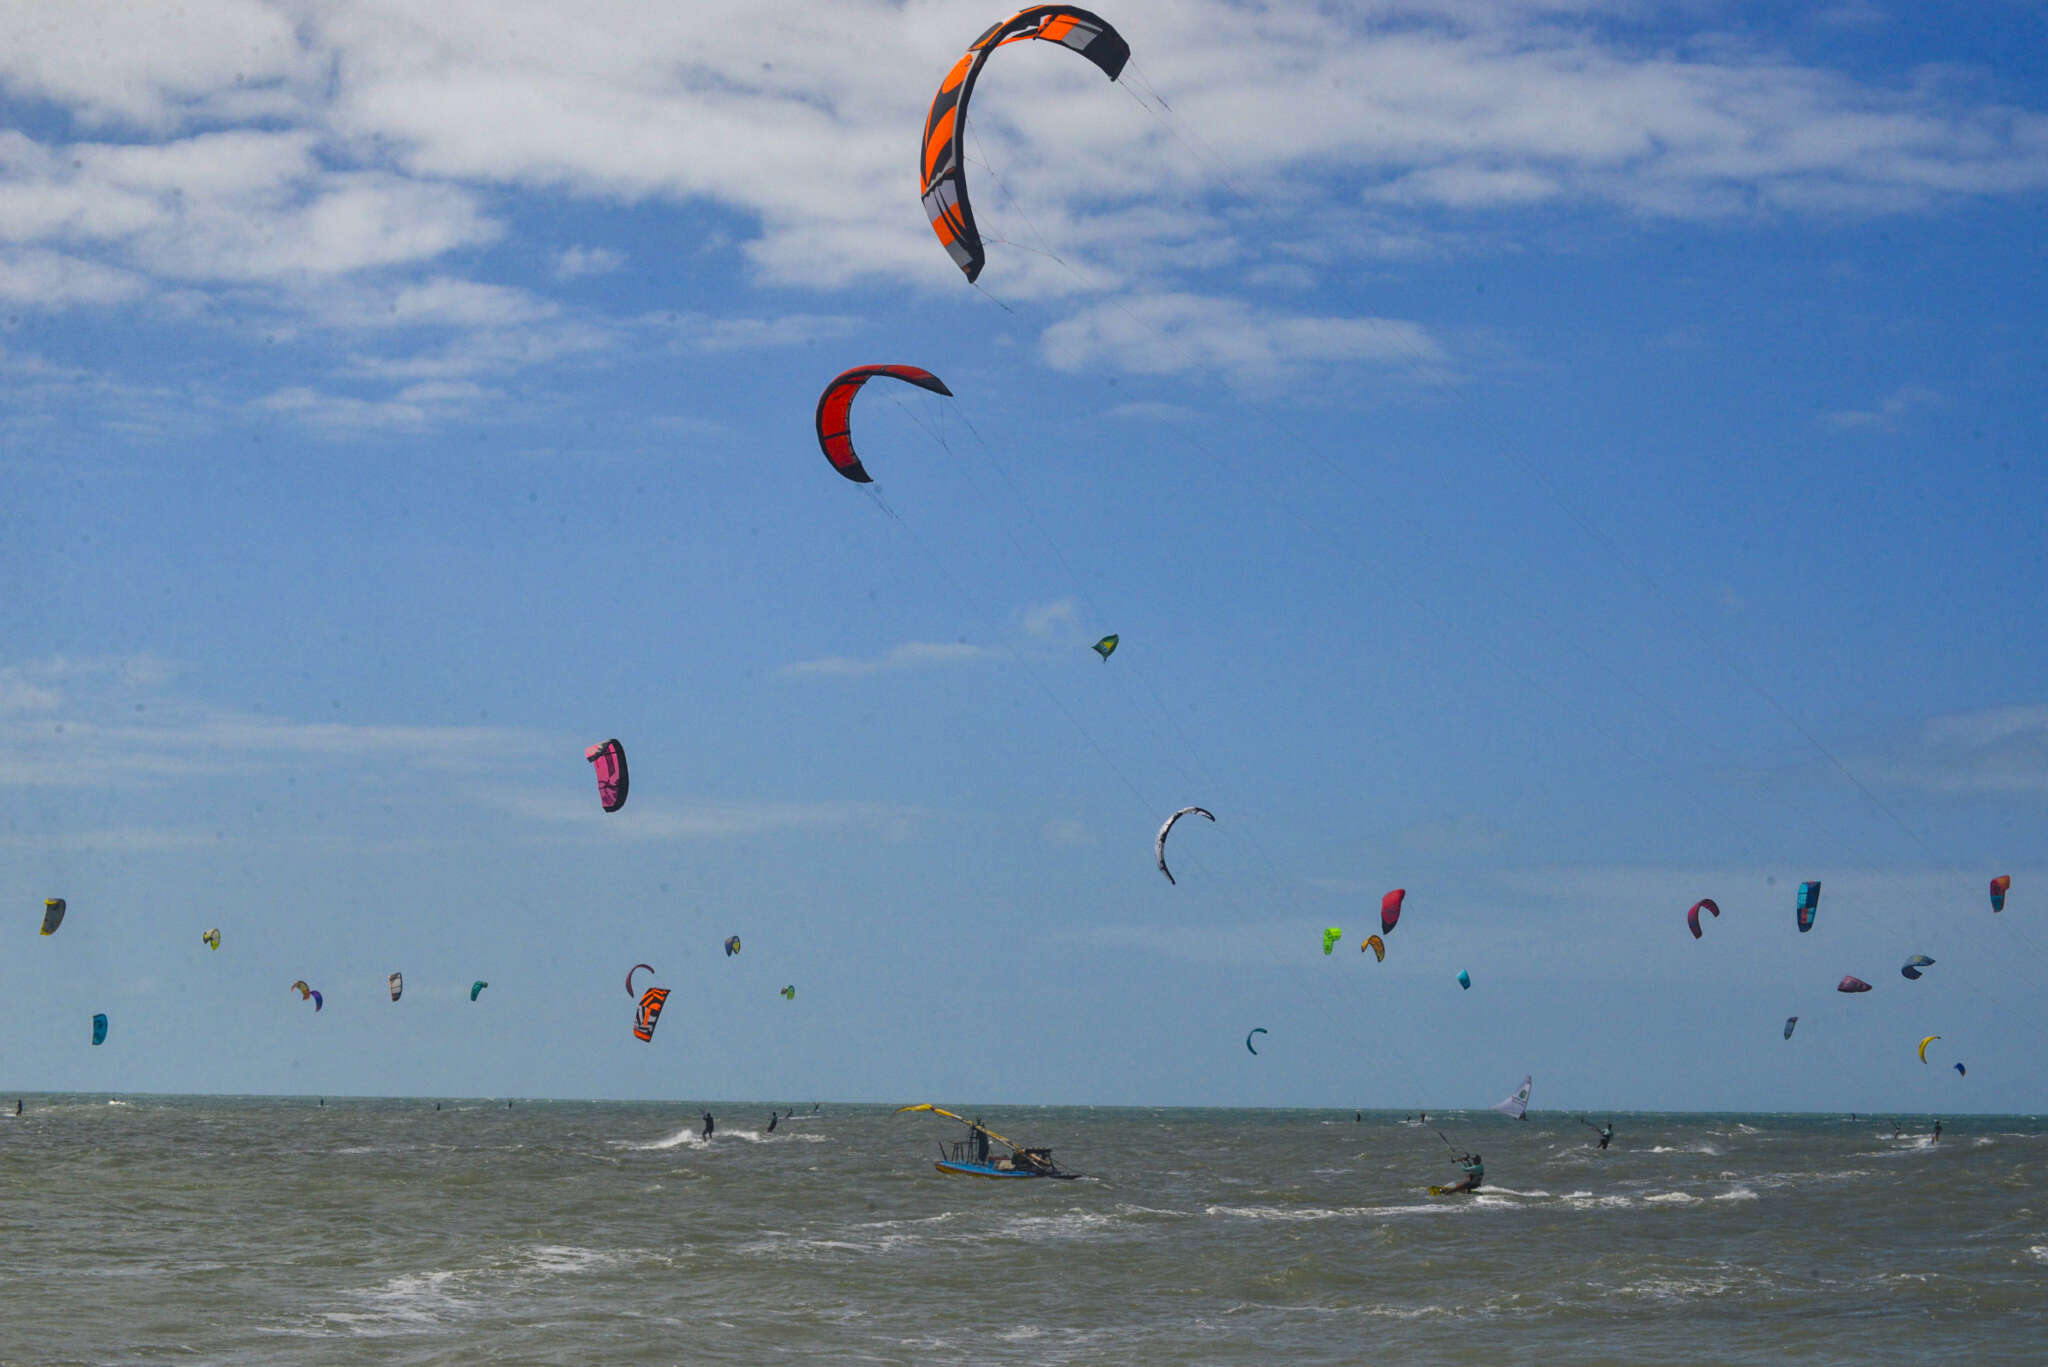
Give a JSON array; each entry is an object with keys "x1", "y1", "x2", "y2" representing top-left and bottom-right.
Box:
[
  {"x1": 1836, "y1": 974, "x2": 1872, "y2": 993},
  {"x1": 91, "y1": 1013, "x2": 107, "y2": 1046},
  {"x1": 1990, "y1": 874, "x2": 2010, "y2": 912},
  {"x1": 895, "y1": 1103, "x2": 1026, "y2": 1154},
  {"x1": 1796, "y1": 880, "x2": 1820, "y2": 933},
  {"x1": 1245, "y1": 1027, "x2": 1267, "y2": 1055},
  {"x1": 202, "y1": 928, "x2": 221, "y2": 950},
  {"x1": 1363, "y1": 934, "x2": 1385, "y2": 962},
  {"x1": 1686, "y1": 898, "x2": 1719, "y2": 939},
  {"x1": 1380, "y1": 889, "x2": 1404, "y2": 935},
  {"x1": 1092, "y1": 634, "x2": 1118, "y2": 660},
  {"x1": 626, "y1": 963, "x2": 654, "y2": 996},
  {"x1": 724, "y1": 935, "x2": 742, "y2": 957},
  {"x1": 1322, "y1": 926, "x2": 1342, "y2": 956},
  {"x1": 388, "y1": 971, "x2": 403, "y2": 1002},
  {"x1": 1900, "y1": 954, "x2": 1935, "y2": 981},
  {"x1": 634, "y1": 986, "x2": 670, "y2": 1042},
  {"x1": 1492, "y1": 1075, "x2": 1532, "y2": 1119},
  {"x1": 1783, "y1": 1015, "x2": 1799, "y2": 1039},
  {"x1": 1457, "y1": 969, "x2": 1471, "y2": 990},
  {"x1": 470, "y1": 981, "x2": 488, "y2": 1001},
  {"x1": 40, "y1": 898, "x2": 65, "y2": 935},
  {"x1": 1155, "y1": 806, "x2": 1214, "y2": 884},
  {"x1": 585, "y1": 738, "x2": 629, "y2": 813}
]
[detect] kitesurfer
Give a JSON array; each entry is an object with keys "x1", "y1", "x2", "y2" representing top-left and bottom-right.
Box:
[
  {"x1": 702, "y1": 1112, "x2": 714, "y2": 1140},
  {"x1": 767, "y1": 1112, "x2": 778, "y2": 1133},
  {"x1": 1443, "y1": 1151, "x2": 1484, "y2": 1194},
  {"x1": 1597, "y1": 1122, "x2": 1614, "y2": 1150},
  {"x1": 1932, "y1": 1120, "x2": 1942, "y2": 1142}
]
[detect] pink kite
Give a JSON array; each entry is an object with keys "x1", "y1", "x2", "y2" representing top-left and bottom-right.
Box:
[
  {"x1": 1836, "y1": 975, "x2": 1873, "y2": 994},
  {"x1": 1686, "y1": 898, "x2": 1720, "y2": 940},
  {"x1": 586, "y1": 739, "x2": 629, "y2": 813},
  {"x1": 1380, "y1": 889, "x2": 1405, "y2": 935}
]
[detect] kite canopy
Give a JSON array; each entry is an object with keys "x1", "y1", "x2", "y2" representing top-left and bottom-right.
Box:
[
  {"x1": 1092, "y1": 634, "x2": 1119, "y2": 660},
  {"x1": 1954, "y1": 1062, "x2": 1966, "y2": 1076},
  {"x1": 919, "y1": 6, "x2": 1131, "y2": 282},
  {"x1": 1321, "y1": 926, "x2": 1342, "y2": 956},
  {"x1": 290, "y1": 980, "x2": 311, "y2": 1000},
  {"x1": 1990, "y1": 874, "x2": 2010, "y2": 912},
  {"x1": 634, "y1": 986, "x2": 669, "y2": 1042},
  {"x1": 585, "y1": 738, "x2": 629, "y2": 813},
  {"x1": 1686, "y1": 898, "x2": 1720, "y2": 940},
  {"x1": 814, "y1": 365, "x2": 953, "y2": 483},
  {"x1": 1836, "y1": 975, "x2": 1872, "y2": 993},
  {"x1": 1783, "y1": 1016, "x2": 1799, "y2": 1040},
  {"x1": 724, "y1": 935, "x2": 742, "y2": 957},
  {"x1": 91, "y1": 1013, "x2": 108, "y2": 1046},
  {"x1": 1900, "y1": 954, "x2": 1935, "y2": 981},
  {"x1": 626, "y1": 963, "x2": 655, "y2": 996},
  {"x1": 1245, "y1": 1027, "x2": 1267, "y2": 1055},
  {"x1": 1457, "y1": 969, "x2": 1471, "y2": 990},
  {"x1": 1363, "y1": 934, "x2": 1385, "y2": 962},
  {"x1": 1796, "y1": 881, "x2": 1821, "y2": 933},
  {"x1": 311, "y1": 990, "x2": 323, "y2": 1012},
  {"x1": 1380, "y1": 889, "x2": 1405, "y2": 935},
  {"x1": 1493, "y1": 1075, "x2": 1532, "y2": 1119},
  {"x1": 40, "y1": 898, "x2": 65, "y2": 936},
  {"x1": 780, "y1": 984, "x2": 796, "y2": 1000},
  {"x1": 1155, "y1": 806, "x2": 1214, "y2": 885},
  {"x1": 388, "y1": 971, "x2": 403, "y2": 1002},
  {"x1": 1917, "y1": 1034, "x2": 1942, "y2": 1064},
  {"x1": 470, "y1": 981, "x2": 488, "y2": 1001},
  {"x1": 202, "y1": 928, "x2": 221, "y2": 950}
]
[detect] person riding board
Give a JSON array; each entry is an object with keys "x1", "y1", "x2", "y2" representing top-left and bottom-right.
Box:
[
  {"x1": 702, "y1": 1112, "x2": 714, "y2": 1140},
  {"x1": 1442, "y1": 1150, "x2": 1484, "y2": 1193}
]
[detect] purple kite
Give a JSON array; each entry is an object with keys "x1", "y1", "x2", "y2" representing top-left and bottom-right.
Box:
[
  {"x1": 1836, "y1": 975, "x2": 1872, "y2": 993},
  {"x1": 586, "y1": 738, "x2": 629, "y2": 813},
  {"x1": 1686, "y1": 898, "x2": 1720, "y2": 940}
]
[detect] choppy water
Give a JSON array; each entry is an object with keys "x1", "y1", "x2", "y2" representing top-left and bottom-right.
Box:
[{"x1": 1, "y1": 1099, "x2": 2042, "y2": 1365}]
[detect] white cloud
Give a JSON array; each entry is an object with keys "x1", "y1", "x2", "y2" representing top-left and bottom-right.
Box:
[
  {"x1": 1042, "y1": 292, "x2": 1445, "y2": 386},
  {"x1": 1104, "y1": 400, "x2": 1203, "y2": 423},
  {"x1": 0, "y1": 247, "x2": 147, "y2": 307},
  {"x1": 1876, "y1": 703, "x2": 2048, "y2": 793},
  {"x1": 1023, "y1": 599, "x2": 1079, "y2": 639},
  {"x1": 491, "y1": 788, "x2": 926, "y2": 841},
  {"x1": 553, "y1": 244, "x2": 624, "y2": 279},
  {"x1": 780, "y1": 640, "x2": 1000, "y2": 678},
  {"x1": 1823, "y1": 382, "x2": 1941, "y2": 431},
  {"x1": 650, "y1": 311, "x2": 863, "y2": 351}
]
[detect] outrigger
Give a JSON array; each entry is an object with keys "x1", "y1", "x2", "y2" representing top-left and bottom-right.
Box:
[{"x1": 896, "y1": 1104, "x2": 1078, "y2": 1180}]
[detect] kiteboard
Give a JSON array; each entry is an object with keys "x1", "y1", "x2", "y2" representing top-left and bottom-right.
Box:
[{"x1": 1427, "y1": 1185, "x2": 1475, "y2": 1196}]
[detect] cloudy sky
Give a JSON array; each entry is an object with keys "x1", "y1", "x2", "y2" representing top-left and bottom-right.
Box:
[{"x1": 4, "y1": 1, "x2": 2045, "y2": 1112}]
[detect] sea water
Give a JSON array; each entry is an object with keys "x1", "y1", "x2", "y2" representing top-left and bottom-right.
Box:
[{"x1": 1, "y1": 1100, "x2": 2041, "y2": 1365}]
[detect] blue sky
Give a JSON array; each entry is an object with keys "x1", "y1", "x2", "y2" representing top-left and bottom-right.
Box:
[{"x1": 3, "y1": 1, "x2": 2045, "y2": 1113}]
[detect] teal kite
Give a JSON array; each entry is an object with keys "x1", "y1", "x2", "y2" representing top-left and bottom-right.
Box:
[
  {"x1": 1092, "y1": 635, "x2": 1119, "y2": 660},
  {"x1": 471, "y1": 981, "x2": 488, "y2": 1001}
]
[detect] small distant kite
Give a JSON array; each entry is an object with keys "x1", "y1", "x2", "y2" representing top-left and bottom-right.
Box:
[
  {"x1": 1900, "y1": 954, "x2": 1935, "y2": 981},
  {"x1": 1836, "y1": 975, "x2": 1872, "y2": 994},
  {"x1": 1246, "y1": 1027, "x2": 1268, "y2": 1055},
  {"x1": 815, "y1": 365, "x2": 954, "y2": 482},
  {"x1": 1917, "y1": 1034, "x2": 1942, "y2": 1064},
  {"x1": 311, "y1": 990, "x2": 323, "y2": 1012},
  {"x1": 1380, "y1": 889, "x2": 1404, "y2": 935},
  {"x1": 634, "y1": 986, "x2": 669, "y2": 1042},
  {"x1": 290, "y1": 980, "x2": 312, "y2": 1001},
  {"x1": 388, "y1": 972, "x2": 403, "y2": 1002},
  {"x1": 1796, "y1": 881, "x2": 1821, "y2": 933},
  {"x1": 1783, "y1": 1016, "x2": 1799, "y2": 1040},
  {"x1": 1686, "y1": 899, "x2": 1720, "y2": 940},
  {"x1": 1990, "y1": 874, "x2": 2010, "y2": 912},
  {"x1": 1457, "y1": 969, "x2": 1471, "y2": 990},
  {"x1": 1322, "y1": 926, "x2": 1342, "y2": 956},
  {"x1": 724, "y1": 935, "x2": 742, "y2": 957},
  {"x1": 202, "y1": 928, "x2": 221, "y2": 950},
  {"x1": 470, "y1": 981, "x2": 488, "y2": 1001},
  {"x1": 1155, "y1": 806, "x2": 1214, "y2": 885},
  {"x1": 585, "y1": 739, "x2": 629, "y2": 813},
  {"x1": 626, "y1": 963, "x2": 655, "y2": 996},
  {"x1": 1092, "y1": 635, "x2": 1119, "y2": 660},
  {"x1": 40, "y1": 898, "x2": 65, "y2": 936},
  {"x1": 1362, "y1": 934, "x2": 1385, "y2": 962},
  {"x1": 1954, "y1": 1062, "x2": 1966, "y2": 1077},
  {"x1": 780, "y1": 984, "x2": 796, "y2": 1000},
  {"x1": 91, "y1": 1013, "x2": 108, "y2": 1046}
]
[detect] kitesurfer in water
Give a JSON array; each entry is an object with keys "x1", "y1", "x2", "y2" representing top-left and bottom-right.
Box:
[
  {"x1": 1932, "y1": 1120, "x2": 1942, "y2": 1142},
  {"x1": 1443, "y1": 1151, "x2": 1484, "y2": 1194},
  {"x1": 767, "y1": 1112, "x2": 778, "y2": 1133},
  {"x1": 1596, "y1": 1122, "x2": 1614, "y2": 1150},
  {"x1": 702, "y1": 1112, "x2": 714, "y2": 1140}
]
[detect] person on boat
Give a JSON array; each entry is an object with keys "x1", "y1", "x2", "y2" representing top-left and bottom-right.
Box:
[
  {"x1": 1443, "y1": 1151, "x2": 1484, "y2": 1193},
  {"x1": 702, "y1": 1112, "x2": 714, "y2": 1140},
  {"x1": 972, "y1": 1118, "x2": 990, "y2": 1164},
  {"x1": 1596, "y1": 1122, "x2": 1614, "y2": 1150},
  {"x1": 767, "y1": 1112, "x2": 778, "y2": 1133}
]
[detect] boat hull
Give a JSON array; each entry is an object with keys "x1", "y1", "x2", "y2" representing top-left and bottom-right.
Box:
[{"x1": 933, "y1": 1160, "x2": 1076, "y2": 1180}]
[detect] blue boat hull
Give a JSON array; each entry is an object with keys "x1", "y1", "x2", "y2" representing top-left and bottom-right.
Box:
[{"x1": 933, "y1": 1160, "x2": 1075, "y2": 1180}]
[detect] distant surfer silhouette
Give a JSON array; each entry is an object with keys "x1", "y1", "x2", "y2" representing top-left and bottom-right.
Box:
[{"x1": 702, "y1": 1112, "x2": 714, "y2": 1140}]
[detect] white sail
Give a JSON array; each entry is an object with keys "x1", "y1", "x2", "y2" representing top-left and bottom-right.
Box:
[{"x1": 1492, "y1": 1075, "x2": 1532, "y2": 1119}]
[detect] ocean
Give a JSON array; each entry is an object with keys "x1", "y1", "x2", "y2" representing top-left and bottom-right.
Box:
[{"x1": 1, "y1": 1099, "x2": 2041, "y2": 1365}]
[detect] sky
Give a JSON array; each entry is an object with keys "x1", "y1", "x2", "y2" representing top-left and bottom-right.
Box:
[{"x1": 3, "y1": 0, "x2": 2045, "y2": 1113}]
